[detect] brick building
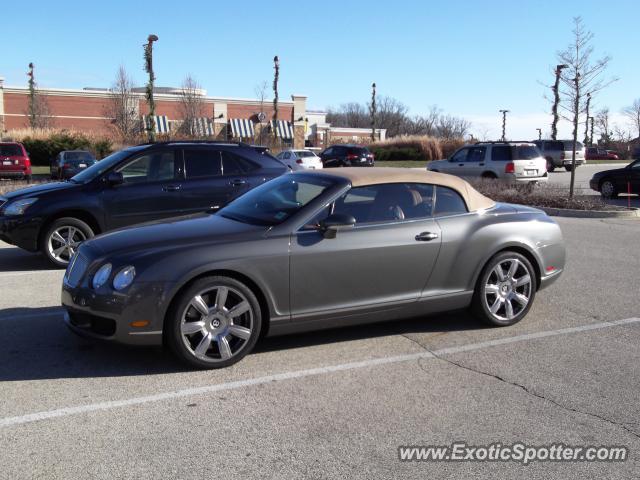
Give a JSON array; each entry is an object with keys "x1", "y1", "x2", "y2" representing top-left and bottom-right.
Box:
[{"x1": 0, "y1": 77, "x2": 385, "y2": 149}]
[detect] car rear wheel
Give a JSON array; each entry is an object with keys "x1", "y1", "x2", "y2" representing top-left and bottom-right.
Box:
[
  {"x1": 564, "y1": 164, "x2": 574, "y2": 172},
  {"x1": 546, "y1": 158, "x2": 555, "y2": 172},
  {"x1": 42, "y1": 217, "x2": 94, "y2": 268},
  {"x1": 471, "y1": 251, "x2": 537, "y2": 327},
  {"x1": 600, "y1": 179, "x2": 618, "y2": 199},
  {"x1": 166, "y1": 276, "x2": 261, "y2": 369}
]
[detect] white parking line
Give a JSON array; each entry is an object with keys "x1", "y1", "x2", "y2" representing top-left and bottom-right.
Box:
[{"x1": 1, "y1": 317, "x2": 638, "y2": 428}]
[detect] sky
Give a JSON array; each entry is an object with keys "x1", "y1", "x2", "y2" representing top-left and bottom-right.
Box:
[{"x1": 3, "y1": 0, "x2": 639, "y2": 139}]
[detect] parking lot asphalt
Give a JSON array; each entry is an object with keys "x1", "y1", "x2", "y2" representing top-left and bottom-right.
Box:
[{"x1": 0, "y1": 215, "x2": 639, "y2": 479}]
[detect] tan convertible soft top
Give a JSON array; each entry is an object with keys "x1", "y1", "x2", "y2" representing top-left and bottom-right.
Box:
[{"x1": 302, "y1": 167, "x2": 495, "y2": 212}]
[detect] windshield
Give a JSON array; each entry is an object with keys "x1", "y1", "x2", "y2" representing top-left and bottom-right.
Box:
[
  {"x1": 64, "y1": 151, "x2": 94, "y2": 161},
  {"x1": 220, "y1": 174, "x2": 337, "y2": 226},
  {"x1": 514, "y1": 145, "x2": 541, "y2": 160},
  {"x1": 0, "y1": 144, "x2": 23, "y2": 156},
  {"x1": 70, "y1": 146, "x2": 146, "y2": 183},
  {"x1": 297, "y1": 151, "x2": 316, "y2": 158}
]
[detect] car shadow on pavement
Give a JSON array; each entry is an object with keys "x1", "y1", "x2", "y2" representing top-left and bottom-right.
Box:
[
  {"x1": 256, "y1": 310, "x2": 483, "y2": 354},
  {"x1": 0, "y1": 307, "x2": 483, "y2": 382},
  {"x1": 0, "y1": 246, "x2": 59, "y2": 272},
  {"x1": 0, "y1": 307, "x2": 184, "y2": 381}
]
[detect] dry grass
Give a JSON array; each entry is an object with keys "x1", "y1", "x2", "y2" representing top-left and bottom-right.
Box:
[
  {"x1": 0, "y1": 179, "x2": 49, "y2": 196},
  {"x1": 368, "y1": 135, "x2": 466, "y2": 161},
  {"x1": 468, "y1": 178, "x2": 620, "y2": 211}
]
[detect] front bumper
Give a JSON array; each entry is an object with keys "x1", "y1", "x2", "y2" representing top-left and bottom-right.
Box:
[
  {"x1": 61, "y1": 280, "x2": 175, "y2": 346},
  {"x1": 563, "y1": 159, "x2": 585, "y2": 166},
  {"x1": 589, "y1": 178, "x2": 599, "y2": 192},
  {"x1": 0, "y1": 214, "x2": 42, "y2": 251}
]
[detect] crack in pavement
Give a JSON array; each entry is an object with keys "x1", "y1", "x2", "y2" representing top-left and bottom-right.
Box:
[{"x1": 400, "y1": 333, "x2": 640, "y2": 441}]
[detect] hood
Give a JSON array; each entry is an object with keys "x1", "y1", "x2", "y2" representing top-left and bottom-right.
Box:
[
  {"x1": 84, "y1": 213, "x2": 268, "y2": 258},
  {"x1": 2, "y1": 181, "x2": 79, "y2": 200},
  {"x1": 592, "y1": 166, "x2": 629, "y2": 177}
]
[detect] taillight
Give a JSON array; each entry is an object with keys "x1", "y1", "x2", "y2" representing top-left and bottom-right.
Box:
[
  {"x1": 505, "y1": 162, "x2": 515, "y2": 174},
  {"x1": 24, "y1": 157, "x2": 31, "y2": 167},
  {"x1": 296, "y1": 159, "x2": 303, "y2": 164},
  {"x1": 346, "y1": 154, "x2": 358, "y2": 160},
  {"x1": 560, "y1": 152, "x2": 565, "y2": 160},
  {"x1": 63, "y1": 164, "x2": 71, "y2": 169}
]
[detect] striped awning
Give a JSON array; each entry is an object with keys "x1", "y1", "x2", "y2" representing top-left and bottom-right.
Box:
[
  {"x1": 271, "y1": 120, "x2": 293, "y2": 139},
  {"x1": 229, "y1": 118, "x2": 255, "y2": 138},
  {"x1": 191, "y1": 117, "x2": 214, "y2": 136},
  {"x1": 142, "y1": 115, "x2": 170, "y2": 134}
]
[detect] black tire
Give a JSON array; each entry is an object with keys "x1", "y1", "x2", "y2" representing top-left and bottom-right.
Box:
[
  {"x1": 165, "y1": 276, "x2": 262, "y2": 369},
  {"x1": 481, "y1": 172, "x2": 497, "y2": 180},
  {"x1": 471, "y1": 251, "x2": 537, "y2": 327},
  {"x1": 41, "y1": 217, "x2": 94, "y2": 268},
  {"x1": 546, "y1": 158, "x2": 555, "y2": 172},
  {"x1": 25, "y1": 175, "x2": 32, "y2": 183},
  {"x1": 564, "y1": 165, "x2": 573, "y2": 172},
  {"x1": 599, "y1": 178, "x2": 618, "y2": 199}
]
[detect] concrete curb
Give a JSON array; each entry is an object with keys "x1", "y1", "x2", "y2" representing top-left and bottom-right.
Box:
[{"x1": 539, "y1": 206, "x2": 640, "y2": 218}]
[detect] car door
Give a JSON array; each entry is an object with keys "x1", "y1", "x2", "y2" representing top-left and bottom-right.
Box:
[
  {"x1": 179, "y1": 147, "x2": 241, "y2": 215},
  {"x1": 101, "y1": 148, "x2": 183, "y2": 229},
  {"x1": 290, "y1": 183, "x2": 441, "y2": 320},
  {"x1": 462, "y1": 146, "x2": 486, "y2": 177},
  {"x1": 321, "y1": 146, "x2": 342, "y2": 167},
  {"x1": 628, "y1": 160, "x2": 640, "y2": 193},
  {"x1": 443, "y1": 147, "x2": 469, "y2": 175}
]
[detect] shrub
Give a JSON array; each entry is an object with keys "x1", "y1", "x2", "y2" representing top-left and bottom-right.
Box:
[
  {"x1": 4, "y1": 129, "x2": 114, "y2": 165},
  {"x1": 367, "y1": 135, "x2": 467, "y2": 162}
]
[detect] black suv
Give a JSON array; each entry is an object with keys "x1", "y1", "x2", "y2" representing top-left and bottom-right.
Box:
[
  {"x1": 319, "y1": 144, "x2": 374, "y2": 167},
  {"x1": 0, "y1": 142, "x2": 287, "y2": 266}
]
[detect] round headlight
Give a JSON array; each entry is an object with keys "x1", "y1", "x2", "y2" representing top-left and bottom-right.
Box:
[
  {"x1": 92, "y1": 263, "x2": 112, "y2": 289},
  {"x1": 113, "y1": 266, "x2": 136, "y2": 291}
]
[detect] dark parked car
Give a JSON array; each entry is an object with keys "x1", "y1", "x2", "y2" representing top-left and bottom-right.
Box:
[
  {"x1": 61, "y1": 168, "x2": 565, "y2": 369},
  {"x1": 319, "y1": 145, "x2": 374, "y2": 167},
  {"x1": 51, "y1": 150, "x2": 97, "y2": 179},
  {"x1": 589, "y1": 159, "x2": 640, "y2": 198},
  {"x1": 0, "y1": 142, "x2": 287, "y2": 267},
  {"x1": 0, "y1": 142, "x2": 32, "y2": 181}
]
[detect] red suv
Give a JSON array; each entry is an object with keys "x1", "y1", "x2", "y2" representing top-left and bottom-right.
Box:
[{"x1": 0, "y1": 143, "x2": 32, "y2": 181}]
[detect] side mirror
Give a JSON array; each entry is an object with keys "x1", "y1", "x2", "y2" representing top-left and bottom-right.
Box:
[
  {"x1": 106, "y1": 171, "x2": 124, "y2": 186},
  {"x1": 319, "y1": 213, "x2": 356, "y2": 239}
]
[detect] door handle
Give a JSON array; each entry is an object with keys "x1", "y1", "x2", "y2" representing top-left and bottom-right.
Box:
[
  {"x1": 230, "y1": 179, "x2": 247, "y2": 186},
  {"x1": 458, "y1": 163, "x2": 464, "y2": 166},
  {"x1": 415, "y1": 232, "x2": 439, "y2": 241},
  {"x1": 163, "y1": 184, "x2": 181, "y2": 192},
  {"x1": 479, "y1": 163, "x2": 485, "y2": 166}
]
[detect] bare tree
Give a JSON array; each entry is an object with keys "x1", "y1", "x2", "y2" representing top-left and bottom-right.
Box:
[
  {"x1": 25, "y1": 62, "x2": 52, "y2": 129},
  {"x1": 557, "y1": 17, "x2": 616, "y2": 196},
  {"x1": 254, "y1": 81, "x2": 269, "y2": 143},
  {"x1": 178, "y1": 75, "x2": 206, "y2": 136},
  {"x1": 105, "y1": 66, "x2": 138, "y2": 141},
  {"x1": 622, "y1": 99, "x2": 640, "y2": 139},
  {"x1": 595, "y1": 107, "x2": 611, "y2": 145}
]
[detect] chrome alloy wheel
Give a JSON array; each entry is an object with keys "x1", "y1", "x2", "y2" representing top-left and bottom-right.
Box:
[
  {"x1": 47, "y1": 226, "x2": 86, "y2": 263},
  {"x1": 483, "y1": 258, "x2": 532, "y2": 322},
  {"x1": 180, "y1": 286, "x2": 253, "y2": 363}
]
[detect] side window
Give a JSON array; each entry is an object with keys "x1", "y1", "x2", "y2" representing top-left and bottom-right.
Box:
[
  {"x1": 323, "y1": 147, "x2": 333, "y2": 156},
  {"x1": 433, "y1": 186, "x2": 468, "y2": 216},
  {"x1": 451, "y1": 148, "x2": 468, "y2": 162},
  {"x1": 333, "y1": 183, "x2": 434, "y2": 224},
  {"x1": 221, "y1": 150, "x2": 259, "y2": 173},
  {"x1": 466, "y1": 147, "x2": 486, "y2": 162},
  {"x1": 184, "y1": 149, "x2": 222, "y2": 178},
  {"x1": 491, "y1": 146, "x2": 512, "y2": 161},
  {"x1": 117, "y1": 150, "x2": 175, "y2": 184}
]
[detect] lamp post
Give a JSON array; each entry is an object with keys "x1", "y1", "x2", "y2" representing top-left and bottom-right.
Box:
[
  {"x1": 370, "y1": 82, "x2": 377, "y2": 142},
  {"x1": 143, "y1": 34, "x2": 159, "y2": 142},
  {"x1": 273, "y1": 55, "x2": 279, "y2": 140},
  {"x1": 551, "y1": 64, "x2": 568, "y2": 141},
  {"x1": 499, "y1": 109, "x2": 509, "y2": 141},
  {"x1": 589, "y1": 116, "x2": 595, "y2": 145}
]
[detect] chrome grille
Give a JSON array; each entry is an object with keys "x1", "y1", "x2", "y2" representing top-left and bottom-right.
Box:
[{"x1": 65, "y1": 253, "x2": 89, "y2": 288}]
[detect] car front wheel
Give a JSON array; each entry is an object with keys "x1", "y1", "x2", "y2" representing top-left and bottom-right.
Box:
[
  {"x1": 600, "y1": 179, "x2": 618, "y2": 199},
  {"x1": 42, "y1": 217, "x2": 94, "y2": 267},
  {"x1": 166, "y1": 276, "x2": 262, "y2": 369},
  {"x1": 471, "y1": 251, "x2": 537, "y2": 327}
]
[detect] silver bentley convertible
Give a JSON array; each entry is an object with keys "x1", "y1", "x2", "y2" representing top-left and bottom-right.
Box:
[{"x1": 62, "y1": 168, "x2": 565, "y2": 369}]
